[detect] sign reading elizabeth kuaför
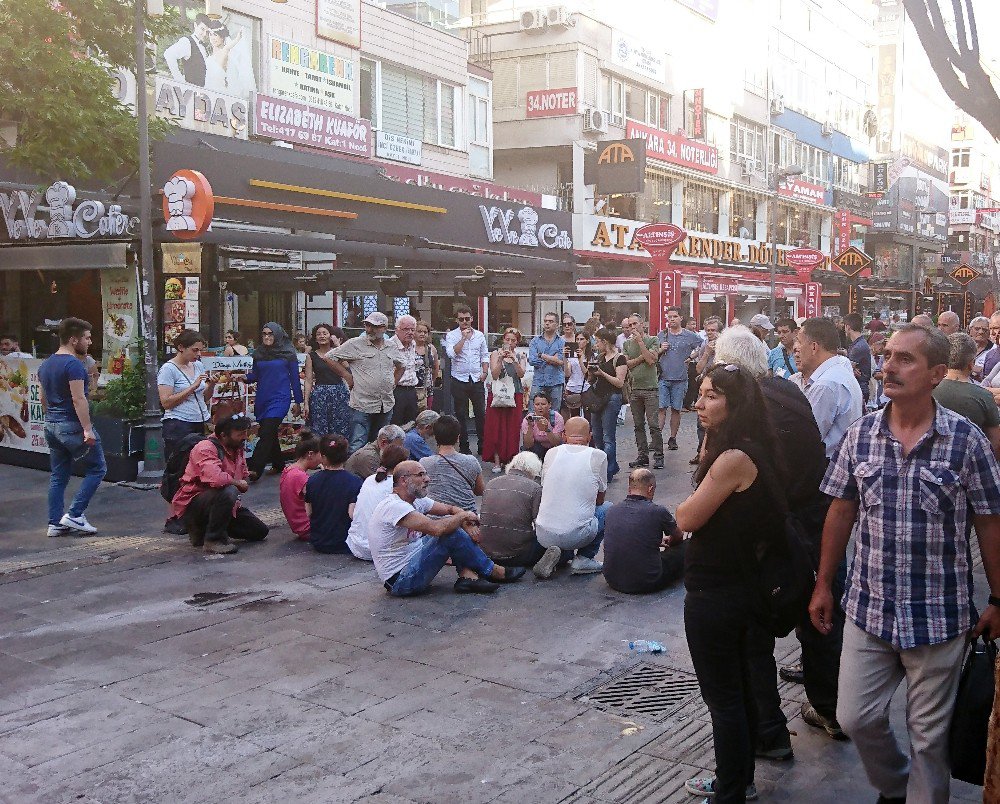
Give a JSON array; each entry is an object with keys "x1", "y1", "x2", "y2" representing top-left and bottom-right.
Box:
[
  {"x1": 375, "y1": 131, "x2": 422, "y2": 165},
  {"x1": 254, "y1": 94, "x2": 372, "y2": 158}
]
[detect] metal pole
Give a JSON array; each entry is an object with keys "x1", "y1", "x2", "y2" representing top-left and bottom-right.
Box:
[
  {"x1": 769, "y1": 182, "x2": 778, "y2": 321},
  {"x1": 134, "y1": 0, "x2": 164, "y2": 478}
]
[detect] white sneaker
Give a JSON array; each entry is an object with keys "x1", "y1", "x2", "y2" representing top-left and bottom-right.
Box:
[
  {"x1": 47, "y1": 524, "x2": 69, "y2": 538},
  {"x1": 570, "y1": 555, "x2": 602, "y2": 574},
  {"x1": 59, "y1": 513, "x2": 98, "y2": 534}
]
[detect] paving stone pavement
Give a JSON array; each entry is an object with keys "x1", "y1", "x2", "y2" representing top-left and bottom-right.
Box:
[{"x1": 0, "y1": 412, "x2": 985, "y2": 803}]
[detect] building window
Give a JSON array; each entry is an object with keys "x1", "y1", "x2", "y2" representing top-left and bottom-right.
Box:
[
  {"x1": 683, "y1": 183, "x2": 720, "y2": 233},
  {"x1": 730, "y1": 117, "x2": 765, "y2": 173},
  {"x1": 467, "y1": 75, "x2": 491, "y2": 178},
  {"x1": 360, "y1": 58, "x2": 378, "y2": 128},
  {"x1": 730, "y1": 191, "x2": 758, "y2": 238},
  {"x1": 379, "y1": 63, "x2": 461, "y2": 148},
  {"x1": 639, "y1": 169, "x2": 672, "y2": 221},
  {"x1": 438, "y1": 81, "x2": 459, "y2": 148},
  {"x1": 952, "y1": 148, "x2": 971, "y2": 168},
  {"x1": 601, "y1": 75, "x2": 626, "y2": 125},
  {"x1": 771, "y1": 128, "x2": 795, "y2": 174},
  {"x1": 625, "y1": 85, "x2": 646, "y2": 123}
]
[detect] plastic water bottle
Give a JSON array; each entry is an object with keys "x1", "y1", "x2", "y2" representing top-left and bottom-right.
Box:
[{"x1": 627, "y1": 640, "x2": 664, "y2": 654}]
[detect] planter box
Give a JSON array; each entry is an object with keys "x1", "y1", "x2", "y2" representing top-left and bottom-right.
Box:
[{"x1": 93, "y1": 415, "x2": 145, "y2": 457}]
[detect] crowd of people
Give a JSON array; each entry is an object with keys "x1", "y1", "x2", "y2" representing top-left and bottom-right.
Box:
[{"x1": 29, "y1": 303, "x2": 1000, "y2": 803}]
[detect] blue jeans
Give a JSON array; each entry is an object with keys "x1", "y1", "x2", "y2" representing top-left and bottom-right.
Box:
[
  {"x1": 555, "y1": 501, "x2": 610, "y2": 562},
  {"x1": 530, "y1": 383, "x2": 563, "y2": 414},
  {"x1": 658, "y1": 378, "x2": 688, "y2": 411},
  {"x1": 591, "y1": 393, "x2": 623, "y2": 479},
  {"x1": 349, "y1": 408, "x2": 392, "y2": 454},
  {"x1": 387, "y1": 528, "x2": 495, "y2": 597},
  {"x1": 45, "y1": 422, "x2": 107, "y2": 525}
]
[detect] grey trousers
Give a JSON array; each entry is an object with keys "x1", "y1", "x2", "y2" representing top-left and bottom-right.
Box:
[
  {"x1": 629, "y1": 387, "x2": 663, "y2": 460},
  {"x1": 837, "y1": 619, "x2": 966, "y2": 803}
]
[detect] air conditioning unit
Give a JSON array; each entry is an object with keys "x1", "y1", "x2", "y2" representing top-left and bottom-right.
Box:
[
  {"x1": 583, "y1": 108, "x2": 608, "y2": 134},
  {"x1": 770, "y1": 96, "x2": 785, "y2": 116},
  {"x1": 739, "y1": 157, "x2": 755, "y2": 178},
  {"x1": 519, "y1": 8, "x2": 546, "y2": 31},
  {"x1": 821, "y1": 121, "x2": 834, "y2": 136},
  {"x1": 547, "y1": 6, "x2": 574, "y2": 28}
]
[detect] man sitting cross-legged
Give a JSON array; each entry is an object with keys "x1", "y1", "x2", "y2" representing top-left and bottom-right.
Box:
[{"x1": 368, "y1": 460, "x2": 527, "y2": 596}]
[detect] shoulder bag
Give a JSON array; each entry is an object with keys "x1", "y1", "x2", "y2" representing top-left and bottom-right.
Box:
[
  {"x1": 490, "y1": 361, "x2": 517, "y2": 408},
  {"x1": 170, "y1": 362, "x2": 212, "y2": 434},
  {"x1": 438, "y1": 453, "x2": 478, "y2": 492}
]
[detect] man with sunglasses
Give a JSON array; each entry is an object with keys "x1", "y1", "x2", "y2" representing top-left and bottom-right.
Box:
[
  {"x1": 368, "y1": 461, "x2": 526, "y2": 595},
  {"x1": 444, "y1": 306, "x2": 489, "y2": 454}
]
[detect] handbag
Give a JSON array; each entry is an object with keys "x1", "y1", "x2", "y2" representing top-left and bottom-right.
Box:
[
  {"x1": 581, "y1": 387, "x2": 608, "y2": 413},
  {"x1": 950, "y1": 636, "x2": 997, "y2": 785},
  {"x1": 563, "y1": 391, "x2": 583, "y2": 410},
  {"x1": 490, "y1": 369, "x2": 517, "y2": 408}
]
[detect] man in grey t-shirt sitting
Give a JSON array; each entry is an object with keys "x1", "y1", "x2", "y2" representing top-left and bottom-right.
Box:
[{"x1": 479, "y1": 451, "x2": 544, "y2": 567}]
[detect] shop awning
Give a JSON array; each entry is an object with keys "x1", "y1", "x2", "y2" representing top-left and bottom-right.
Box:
[{"x1": 0, "y1": 243, "x2": 128, "y2": 271}]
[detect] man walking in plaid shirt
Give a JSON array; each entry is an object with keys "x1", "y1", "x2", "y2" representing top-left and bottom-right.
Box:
[{"x1": 809, "y1": 324, "x2": 1000, "y2": 803}]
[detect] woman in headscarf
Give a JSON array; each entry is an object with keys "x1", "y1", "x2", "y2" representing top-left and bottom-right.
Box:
[{"x1": 246, "y1": 322, "x2": 303, "y2": 481}]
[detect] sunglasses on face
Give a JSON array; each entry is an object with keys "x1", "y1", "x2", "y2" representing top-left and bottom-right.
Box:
[{"x1": 457, "y1": 316, "x2": 472, "y2": 322}]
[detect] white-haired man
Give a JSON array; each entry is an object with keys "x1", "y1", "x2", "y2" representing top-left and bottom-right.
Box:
[
  {"x1": 968, "y1": 315, "x2": 992, "y2": 381},
  {"x1": 345, "y1": 423, "x2": 406, "y2": 479},
  {"x1": 390, "y1": 314, "x2": 420, "y2": 426},
  {"x1": 479, "y1": 451, "x2": 545, "y2": 567},
  {"x1": 403, "y1": 409, "x2": 439, "y2": 461}
]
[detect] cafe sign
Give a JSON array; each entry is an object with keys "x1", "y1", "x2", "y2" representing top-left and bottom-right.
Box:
[
  {"x1": 479, "y1": 204, "x2": 572, "y2": 250},
  {"x1": 1, "y1": 182, "x2": 139, "y2": 242}
]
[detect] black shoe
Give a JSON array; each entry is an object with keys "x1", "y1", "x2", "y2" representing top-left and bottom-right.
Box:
[
  {"x1": 163, "y1": 517, "x2": 188, "y2": 536},
  {"x1": 779, "y1": 662, "x2": 804, "y2": 684},
  {"x1": 454, "y1": 577, "x2": 500, "y2": 594},
  {"x1": 756, "y1": 731, "x2": 794, "y2": 761},
  {"x1": 876, "y1": 797, "x2": 905, "y2": 804},
  {"x1": 247, "y1": 471, "x2": 261, "y2": 483},
  {"x1": 496, "y1": 566, "x2": 526, "y2": 583},
  {"x1": 629, "y1": 458, "x2": 649, "y2": 468},
  {"x1": 653, "y1": 458, "x2": 664, "y2": 469},
  {"x1": 667, "y1": 437, "x2": 678, "y2": 450},
  {"x1": 689, "y1": 455, "x2": 700, "y2": 465}
]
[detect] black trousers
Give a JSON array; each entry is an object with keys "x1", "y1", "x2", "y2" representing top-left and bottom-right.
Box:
[
  {"x1": 248, "y1": 416, "x2": 284, "y2": 476},
  {"x1": 391, "y1": 386, "x2": 419, "y2": 427},
  {"x1": 183, "y1": 485, "x2": 269, "y2": 545},
  {"x1": 162, "y1": 419, "x2": 205, "y2": 463},
  {"x1": 450, "y1": 378, "x2": 485, "y2": 453},
  {"x1": 685, "y1": 587, "x2": 757, "y2": 803}
]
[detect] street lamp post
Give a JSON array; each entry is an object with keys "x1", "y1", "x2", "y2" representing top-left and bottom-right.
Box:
[
  {"x1": 769, "y1": 166, "x2": 804, "y2": 321},
  {"x1": 133, "y1": 0, "x2": 164, "y2": 478}
]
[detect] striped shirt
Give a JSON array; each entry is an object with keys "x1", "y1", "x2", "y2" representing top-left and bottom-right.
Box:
[{"x1": 821, "y1": 402, "x2": 1000, "y2": 649}]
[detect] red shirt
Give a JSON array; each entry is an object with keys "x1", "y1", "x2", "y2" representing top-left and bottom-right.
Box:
[
  {"x1": 172, "y1": 438, "x2": 248, "y2": 519},
  {"x1": 279, "y1": 465, "x2": 310, "y2": 538}
]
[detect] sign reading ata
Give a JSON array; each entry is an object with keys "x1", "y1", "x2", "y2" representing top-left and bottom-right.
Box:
[
  {"x1": 625, "y1": 119, "x2": 718, "y2": 174},
  {"x1": 526, "y1": 88, "x2": 577, "y2": 118},
  {"x1": 1, "y1": 182, "x2": 139, "y2": 242},
  {"x1": 479, "y1": 204, "x2": 572, "y2": 250}
]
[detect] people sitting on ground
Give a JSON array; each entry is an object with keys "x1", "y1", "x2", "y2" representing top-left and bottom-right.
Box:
[
  {"x1": 478, "y1": 451, "x2": 545, "y2": 567},
  {"x1": 346, "y1": 444, "x2": 410, "y2": 561},
  {"x1": 368, "y1": 461, "x2": 527, "y2": 596},
  {"x1": 171, "y1": 413, "x2": 269, "y2": 555},
  {"x1": 345, "y1": 423, "x2": 406, "y2": 479},
  {"x1": 403, "y1": 409, "x2": 439, "y2": 461},
  {"x1": 933, "y1": 332, "x2": 1000, "y2": 457},
  {"x1": 419, "y1": 414, "x2": 484, "y2": 512},
  {"x1": 304, "y1": 434, "x2": 364, "y2": 554},
  {"x1": 279, "y1": 430, "x2": 321, "y2": 541},
  {"x1": 521, "y1": 392, "x2": 564, "y2": 459},
  {"x1": 532, "y1": 416, "x2": 610, "y2": 579},
  {"x1": 602, "y1": 468, "x2": 684, "y2": 594}
]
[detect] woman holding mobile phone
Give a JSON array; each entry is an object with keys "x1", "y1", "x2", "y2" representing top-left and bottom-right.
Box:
[
  {"x1": 482, "y1": 327, "x2": 527, "y2": 473},
  {"x1": 562, "y1": 332, "x2": 593, "y2": 420}
]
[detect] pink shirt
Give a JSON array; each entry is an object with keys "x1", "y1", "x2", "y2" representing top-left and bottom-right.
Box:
[
  {"x1": 279, "y1": 465, "x2": 311, "y2": 538},
  {"x1": 171, "y1": 438, "x2": 247, "y2": 519},
  {"x1": 521, "y1": 411, "x2": 565, "y2": 443}
]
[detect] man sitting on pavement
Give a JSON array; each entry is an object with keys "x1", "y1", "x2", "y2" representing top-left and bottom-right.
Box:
[
  {"x1": 532, "y1": 416, "x2": 610, "y2": 579},
  {"x1": 345, "y1": 423, "x2": 406, "y2": 479},
  {"x1": 602, "y1": 468, "x2": 684, "y2": 594},
  {"x1": 171, "y1": 413, "x2": 269, "y2": 555},
  {"x1": 368, "y1": 461, "x2": 526, "y2": 596},
  {"x1": 521, "y1": 392, "x2": 564, "y2": 459},
  {"x1": 403, "y1": 409, "x2": 439, "y2": 461},
  {"x1": 479, "y1": 451, "x2": 545, "y2": 568}
]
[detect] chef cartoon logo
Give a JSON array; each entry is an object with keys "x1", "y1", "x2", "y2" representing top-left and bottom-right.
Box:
[{"x1": 162, "y1": 169, "x2": 214, "y2": 240}]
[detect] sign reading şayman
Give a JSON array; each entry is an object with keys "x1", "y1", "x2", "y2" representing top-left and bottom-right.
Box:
[{"x1": 268, "y1": 36, "x2": 354, "y2": 114}]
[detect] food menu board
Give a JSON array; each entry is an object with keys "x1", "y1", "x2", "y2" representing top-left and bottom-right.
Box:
[
  {"x1": 0, "y1": 357, "x2": 46, "y2": 453},
  {"x1": 164, "y1": 276, "x2": 201, "y2": 354}
]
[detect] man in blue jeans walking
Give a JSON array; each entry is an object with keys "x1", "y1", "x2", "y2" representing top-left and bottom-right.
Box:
[
  {"x1": 39, "y1": 317, "x2": 106, "y2": 537},
  {"x1": 368, "y1": 460, "x2": 526, "y2": 596}
]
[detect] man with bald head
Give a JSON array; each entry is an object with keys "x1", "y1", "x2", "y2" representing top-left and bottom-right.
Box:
[
  {"x1": 910, "y1": 313, "x2": 933, "y2": 328},
  {"x1": 367, "y1": 460, "x2": 526, "y2": 595},
  {"x1": 602, "y1": 468, "x2": 684, "y2": 594},
  {"x1": 532, "y1": 417, "x2": 610, "y2": 578},
  {"x1": 390, "y1": 314, "x2": 420, "y2": 426},
  {"x1": 936, "y1": 310, "x2": 960, "y2": 336}
]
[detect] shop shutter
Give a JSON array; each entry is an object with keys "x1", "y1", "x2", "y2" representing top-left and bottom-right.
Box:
[
  {"x1": 582, "y1": 54, "x2": 598, "y2": 105},
  {"x1": 518, "y1": 54, "x2": 547, "y2": 93},
  {"x1": 492, "y1": 59, "x2": 518, "y2": 108},
  {"x1": 547, "y1": 51, "x2": 576, "y2": 90},
  {"x1": 380, "y1": 63, "x2": 409, "y2": 136}
]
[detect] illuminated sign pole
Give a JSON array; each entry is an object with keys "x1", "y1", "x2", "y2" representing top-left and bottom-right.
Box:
[
  {"x1": 635, "y1": 224, "x2": 687, "y2": 333},
  {"x1": 950, "y1": 263, "x2": 982, "y2": 327},
  {"x1": 832, "y1": 246, "x2": 874, "y2": 316}
]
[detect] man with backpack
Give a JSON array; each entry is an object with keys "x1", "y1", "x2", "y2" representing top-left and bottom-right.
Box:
[{"x1": 169, "y1": 413, "x2": 268, "y2": 554}]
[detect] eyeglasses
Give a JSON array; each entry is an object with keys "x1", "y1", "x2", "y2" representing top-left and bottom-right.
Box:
[
  {"x1": 399, "y1": 470, "x2": 428, "y2": 479},
  {"x1": 457, "y1": 316, "x2": 473, "y2": 322}
]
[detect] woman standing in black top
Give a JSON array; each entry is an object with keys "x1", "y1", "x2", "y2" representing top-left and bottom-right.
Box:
[
  {"x1": 676, "y1": 364, "x2": 784, "y2": 804},
  {"x1": 303, "y1": 324, "x2": 350, "y2": 440}
]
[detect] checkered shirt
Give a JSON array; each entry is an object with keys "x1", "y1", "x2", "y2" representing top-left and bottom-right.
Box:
[{"x1": 821, "y1": 402, "x2": 1000, "y2": 649}]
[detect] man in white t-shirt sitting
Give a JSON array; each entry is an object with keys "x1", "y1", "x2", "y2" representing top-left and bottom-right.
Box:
[
  {"x1": 532, "y1": 417, "x2": 611, "y2": 579},
  {"x1": 368, "y1": 461, "x2": 527, "y2": 596}
]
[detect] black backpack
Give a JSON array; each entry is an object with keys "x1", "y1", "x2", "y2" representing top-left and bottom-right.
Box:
[
  {"x1": 760, "y1": 376, "x2": 827, "y2": 512},
  {"x1": 740, "y1": 441, "x2": 818, "y2": 638},
  {"x1": 160, "y1": 433, "x2": 224, "y2": 503}
]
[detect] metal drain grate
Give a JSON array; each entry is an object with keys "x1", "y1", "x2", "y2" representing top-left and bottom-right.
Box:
[{"x1": 579, "y1": 662, "x2": 702, "y2": 724}]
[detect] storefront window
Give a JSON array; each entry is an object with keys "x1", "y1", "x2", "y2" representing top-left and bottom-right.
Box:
[
  {"x1": 639, "y1": 170, "x2": 672, "y2": 222},
  {"x1": 776, "y1": 203, "x2": 819, "y2": 248},
  {"x1": 683, "y1": 183, "x2": 720, "y2": 233},
  {"x1": 871, "y1": 243, "x2": 915, "y2": 282},
  {"x1": 730, "y1": 191, "x2": 758, "y2": 239}
]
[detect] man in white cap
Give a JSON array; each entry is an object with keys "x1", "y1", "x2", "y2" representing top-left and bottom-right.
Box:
[
  {"x1": 329, "y1": 312, "x2": 406, "y2": 453},
  {"x1": 748, "y1": 313, "x2": 774, "y2": 346}
]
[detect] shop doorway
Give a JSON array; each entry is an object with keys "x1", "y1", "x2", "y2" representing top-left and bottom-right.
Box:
[{"x1": 259, "y1": 291, "x2": 294, "y2": 334}]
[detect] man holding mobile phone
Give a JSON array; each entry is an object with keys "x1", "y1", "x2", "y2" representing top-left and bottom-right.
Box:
[{"x1": 528, "y1": 313, "x2": 566, "y2": 413}]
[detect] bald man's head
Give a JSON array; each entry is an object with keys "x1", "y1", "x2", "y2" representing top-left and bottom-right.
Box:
[
  {"x1": 564, "y1": 416, "x2": 591, "y2": 444},
  {"x1": 628, "y1": 468, "x2": 656, "y2": 499},
  {"x1": 911, "y1": 314, "x2": 933, "y2": 328},
  {"x1": 937, "y1": 310, "x2": 960, "y2": 335}
]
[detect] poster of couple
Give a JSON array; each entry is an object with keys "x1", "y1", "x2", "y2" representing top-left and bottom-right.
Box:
[{"x1": 159, "y1": 3, "x2": 258, "y2": 100}]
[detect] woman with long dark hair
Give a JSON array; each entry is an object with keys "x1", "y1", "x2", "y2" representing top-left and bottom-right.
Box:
[
  {"x1": 676, "y1": 364, "x2": 785, "y2": 804},
  {"x1": 588, "y1": 328, "x2": 627, "y2": 481},
  {"x1": 246, "y1": 322, "x2": 303, "y2": 481},
  {"x1": 303, "y1": 323, "x2": 350, "y2": 440},
  {"x1": 562, "y1": 331, "x2": 593, "y2": 420}
]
